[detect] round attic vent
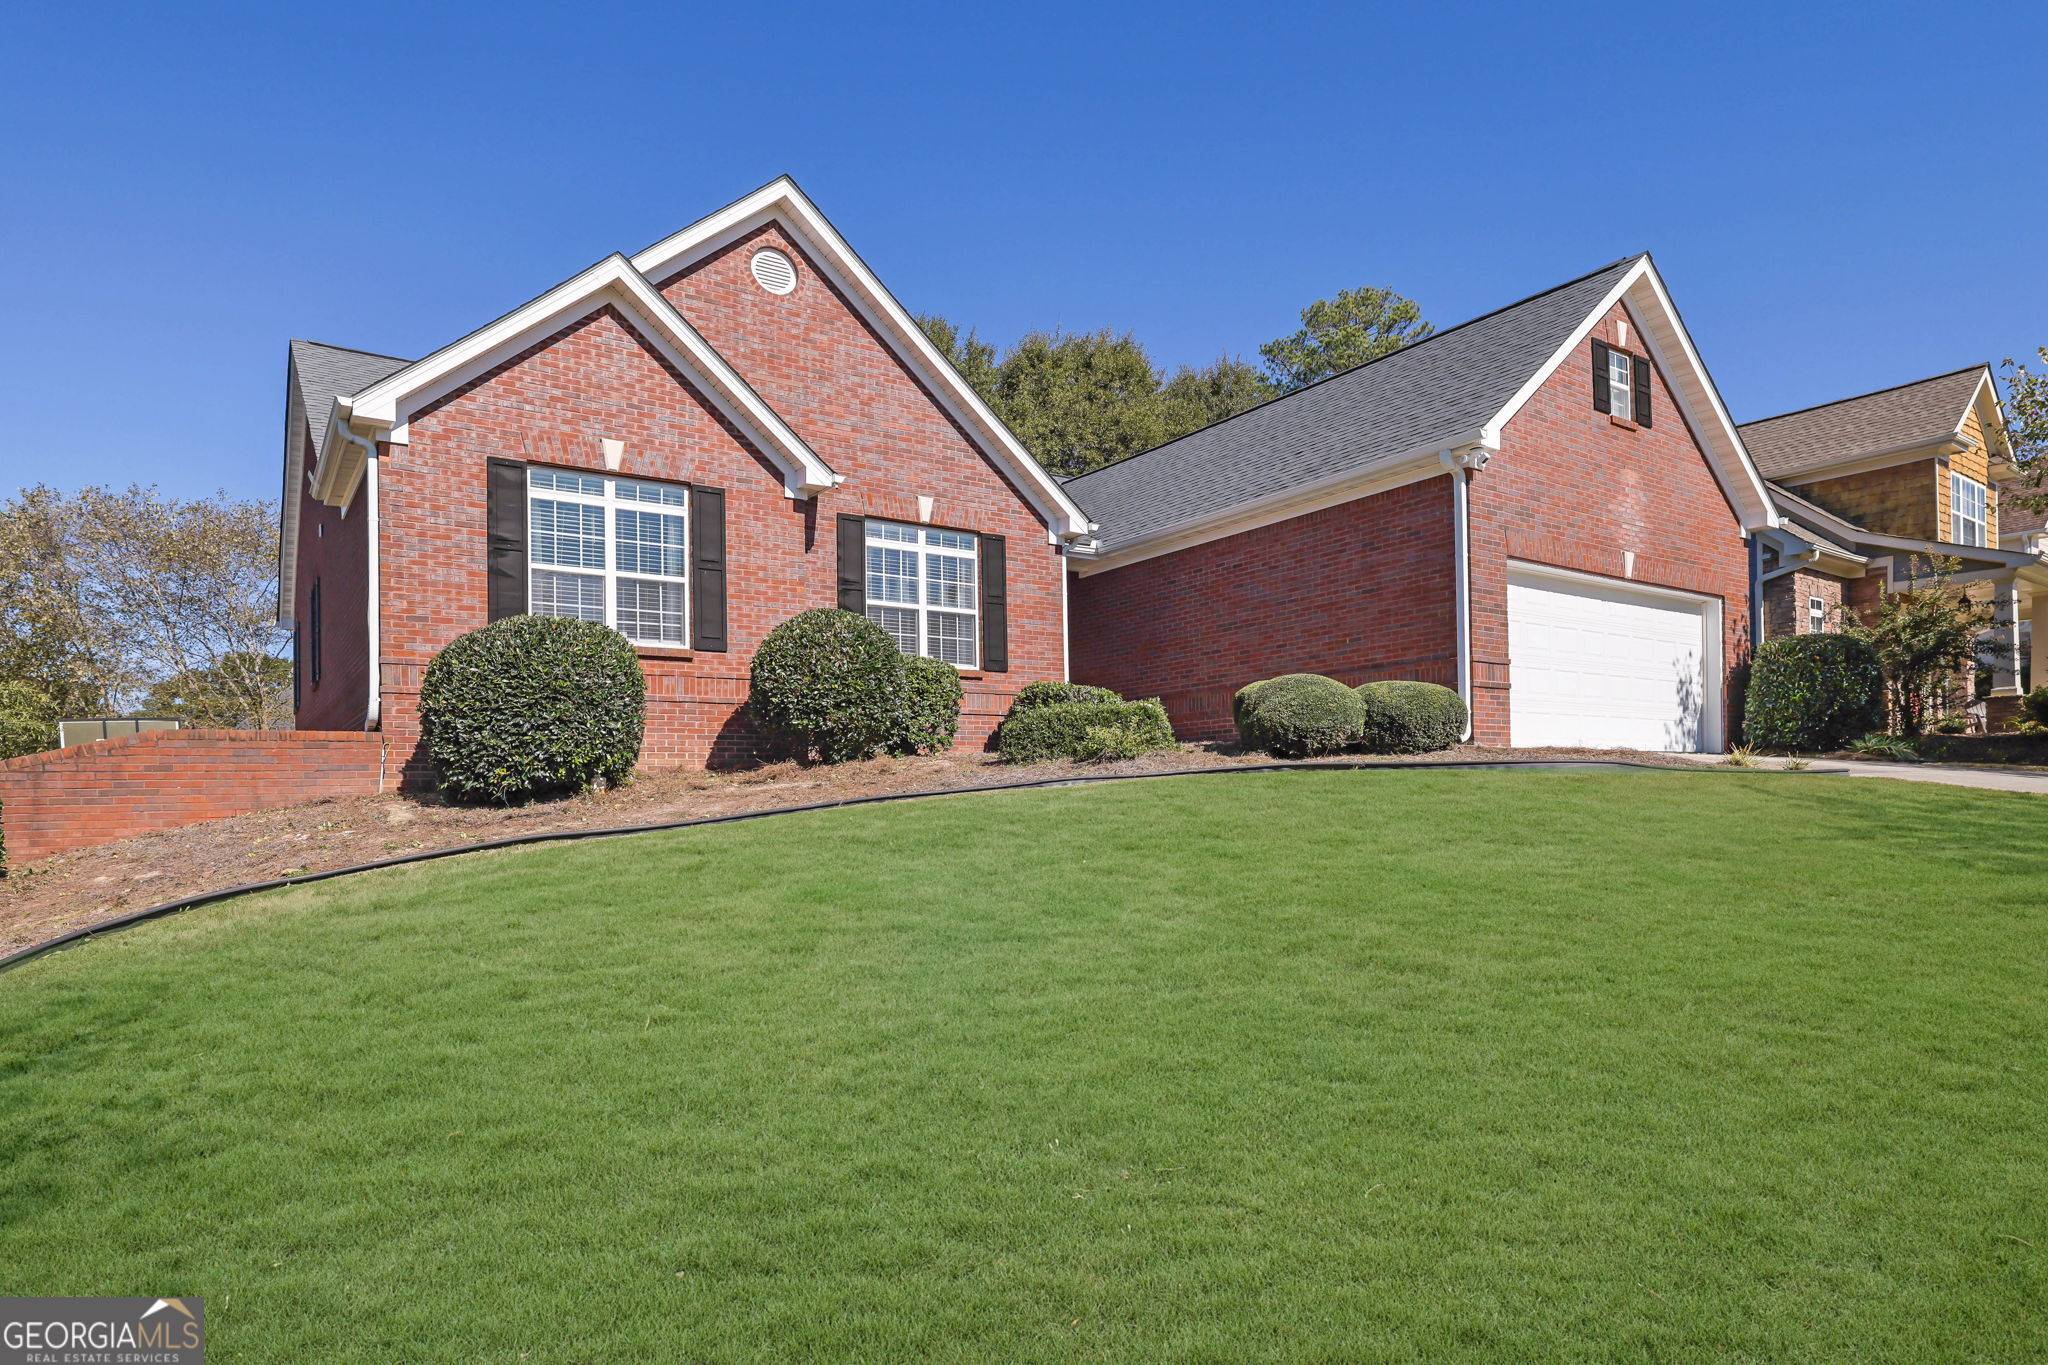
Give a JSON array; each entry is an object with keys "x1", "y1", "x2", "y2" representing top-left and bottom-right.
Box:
[{"x1": 750, "y1": 248, "x2": 797, "y2": 296}]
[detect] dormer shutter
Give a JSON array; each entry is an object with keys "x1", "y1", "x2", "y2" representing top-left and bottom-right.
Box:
[
  {"x1": 1632, "y1": 354, "x2": 1652, "y2": 427},
  {"x1": 1591, "y1": 340, "x2": 1612, "y2": 414}
]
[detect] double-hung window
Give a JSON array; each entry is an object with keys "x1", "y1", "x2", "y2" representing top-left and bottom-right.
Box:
[
  {"x1": 528, "y1": 468, "x2": 689, "y2": 646},
  {"x1": 1607, "y1": 348, "x2": 1634, "y2": 421},
  {"x1": 864, "y1": 520, "x2": 978, "y2": 667},
  {"x1": 1950, "y1": 472, "x2": 1987, "y2": 547},
  {"x1": 1808, "y1": 596, "x2": 1828, "y2": 634}
]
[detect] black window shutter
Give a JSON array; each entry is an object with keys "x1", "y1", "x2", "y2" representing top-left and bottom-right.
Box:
[
  {"x1": 292, "y1": 621, "x2": 302, "y2": 712},
  {"x1": 486, "y1": 458, "x2": 528, "y2": 621},
  {"x1": 310, "y1": 578, "x2": 323, "y2": 684},
  {"x1": 1591, "y1": 340, "x2": 1612, "y2": 414},
  {"x1": 979, "y1": 534, "x2": 1008, "y2": 673},
  {"x1": 690, "y1": 486, "x2": 728, "y2": 652},
  {"x1": 836, "y1": 515, "x2": 867, "y2": 613},
  {"x1": 1632, "y1": 354, "x2": 1652, "y2": 427}
]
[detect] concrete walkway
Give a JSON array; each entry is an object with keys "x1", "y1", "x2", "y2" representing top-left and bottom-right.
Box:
[{"x1": 1680, "y1": 752, "x2": 2048, "y2": 796}]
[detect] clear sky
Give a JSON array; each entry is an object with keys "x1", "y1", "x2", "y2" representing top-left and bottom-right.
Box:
[{"x1": 4, "y1": 2, "x2": 2041, "y2": 503}]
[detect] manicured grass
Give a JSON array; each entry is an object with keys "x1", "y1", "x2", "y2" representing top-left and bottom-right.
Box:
[{"x1": 2, "y1": 770, "x2": 2044, "y2": 1360}]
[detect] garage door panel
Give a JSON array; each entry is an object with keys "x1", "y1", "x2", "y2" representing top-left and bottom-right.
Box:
[{"x1": 1507, "y1": 570, "x2": 1711, "y2": 753}]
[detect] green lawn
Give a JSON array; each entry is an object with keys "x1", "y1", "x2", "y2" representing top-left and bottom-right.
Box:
[{"x1": 3, "y1": 770, "x2": 2044, "y2": 1361}]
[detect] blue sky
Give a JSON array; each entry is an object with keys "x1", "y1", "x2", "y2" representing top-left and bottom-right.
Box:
[{"x1": 4, "y1": 2, "x2": 2041, "y2": 503}]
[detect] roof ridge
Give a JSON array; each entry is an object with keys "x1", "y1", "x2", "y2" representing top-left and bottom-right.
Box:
[
  {"x1": 292, "y1": 338, "x2": 413, "y2": 363},
  {"x1": 1738, "y1": 363, "x2": 1988, "y2": 430},
  {"x1": 1067, "y1": 253, "x2": 1645, "y2": 489}
]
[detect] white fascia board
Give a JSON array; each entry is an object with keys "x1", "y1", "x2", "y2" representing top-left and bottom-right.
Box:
[
  {"x1": 631, "y1": 178, "x2": 1092, "y2": 541},
  {"x1": 1068, "y1": 444, "x2": 1460, "y2": 577},
  {"x1": 1482, "y1": 257, "x2": 1777, "y2": 533},
  {"x1": 337, "y1": 255, "x2": 836, "y2": 499},
  {"x1": 277, "y1": 364, "x2": 307, "y2": 624}
]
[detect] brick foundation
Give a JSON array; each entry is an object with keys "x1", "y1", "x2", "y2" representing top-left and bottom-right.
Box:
[{"x1": 0, "y1": 730, "x2": 389, "y2": 866}]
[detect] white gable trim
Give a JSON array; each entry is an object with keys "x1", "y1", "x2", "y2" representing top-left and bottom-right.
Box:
[
  {"x1": 1484, "y1": 256, "x2": 1777, "y2": 533},
  {"x1": 329, "y1": 255, "x2": 838, "y2": 503},
  {"x1": 632, "y1": 177, "x2": 1092, "y2": 542}
]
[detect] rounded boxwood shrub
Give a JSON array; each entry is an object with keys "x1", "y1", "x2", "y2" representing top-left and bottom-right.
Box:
[
  {"x1": 1356, "y1": 680, "x2": 1467, "y2": 755},
  {"x1": 892, "y1": 654, "x2": 963, "y2": 756},
  {"x1": 419, "y1": 615, "x2": 645, "y2": 804},
  {"x1": 749, "y1": 609, "x2": 908, "y2": 763},
  {"x1": 1006, "y1": 680, "x2": 1122, "y2": 715},
  {"x1": 997, "y1": 698, "x2": 1174, "y2": 764},
  {"x1": 1235, "y1": 673, "x2": 1365, "y2": 758},
  {"x1": 1742, "y1": 634, "x2": 1885, "y2": 752}
]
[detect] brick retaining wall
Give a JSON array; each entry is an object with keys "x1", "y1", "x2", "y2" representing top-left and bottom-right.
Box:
[{"x1": 0, "y1": 729, "x2": 389, "y2": 867}]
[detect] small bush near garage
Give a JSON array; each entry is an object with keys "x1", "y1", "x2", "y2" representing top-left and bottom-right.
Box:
[
  {"x1": 1235, "y1": 674, "x2": 1366, "y2": 758},
  {"x1": 750, "y1": 609, "x2": 910, "y2": 764},
  {"x1": 997, "y1": 698, "x2": 1175, "y2": 764},
  {"x1": 1356, "y1": 681, "x2": 1467, "y2": 754},
  {"x1": 420, "y1": 615, "x2": 645, "y2": 804},
  {"x1": 1742, "y1": 634, "x2": 1885, "y2": 752},
  {"x1": 891, "y1": 655, "x2": 963, "y2": 756}
]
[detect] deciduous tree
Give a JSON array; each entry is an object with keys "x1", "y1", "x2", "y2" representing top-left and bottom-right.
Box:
[{"x1": 1259, "y1": 285, "x2": 1432, "y2": 392}]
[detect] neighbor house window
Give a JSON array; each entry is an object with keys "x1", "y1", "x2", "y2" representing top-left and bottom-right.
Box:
[
  {"x1": 864, "y1": 519, "x2": 978, "y2": 667},
  {"x1": 1808, "y1": 596, "x2": 1828, "y2": 634},
  {"x1": 1608, "y1": 348, "x2": 1634, "y2": 421},
  {"x1": 1950, "y1": 472, "x2": 1987, "y2": 547},
  {"x1": 527, "y1": 469, "x2": 688, "y2": 646}
]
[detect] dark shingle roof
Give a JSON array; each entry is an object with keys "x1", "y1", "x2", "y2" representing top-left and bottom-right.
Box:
[
  {"x1": 1737, "y1": 366, "x2": 1984, "y2": 483},
  {"x1": 289, "y1": 340, "x2": 411, "y2": 460},
  {"x1": 1765, "y1": 482, "x2": 1868, "y2": 561},
  {"x1": 1063, "y1": 256, "x2": 1641, "y2": 555}
]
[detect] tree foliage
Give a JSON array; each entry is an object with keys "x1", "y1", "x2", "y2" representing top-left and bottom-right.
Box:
[
  {"x1": 1843, "y1": 557, "x2": 1995, "y2": 736},
  {"x1": 143, "y1": 653, "x2": 296, "y2": 729},
  {"x1": 1259, "y1": 285, "x2": 1433, "y2": 392},
  {"x1": 916, "y1": 279, "x2": 1424, "y2": 477},
  {"x1": 0, "y1": 680, "x2": 59, "y2": 760},
  {"x1": 0, "y1": 485, "x2": 290, "y2": 727},
  {"x1": 2001, "y1": 348, "x2": 2048, "y2": 513}
]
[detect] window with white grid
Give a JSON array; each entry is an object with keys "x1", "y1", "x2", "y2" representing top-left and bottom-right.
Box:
[
  {"x1": 1808, "y1": 596, "x2": 1828, "y2": 634},
  {"x1": 864, "y1": 520, "x2": 978, "y2": 667},
  {"x1": 528, "y1": 468, "x2": 688, "y2": 646},
  {"x1": 1950, "y1": 471, "x2": 1987, "y2": 547}
]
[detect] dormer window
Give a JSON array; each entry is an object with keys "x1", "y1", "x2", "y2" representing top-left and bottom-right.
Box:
[{"x1": 1950, "y1": 472, "x2": 1987, "y2": 547}]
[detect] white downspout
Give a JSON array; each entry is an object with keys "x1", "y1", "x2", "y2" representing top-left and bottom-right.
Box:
[
  {"x1": 1440, "y1": 445, "x2": 1491, "y2": 742},
  {"x1": 364, "y1": 451, "x2": 381, "y2": 730}
]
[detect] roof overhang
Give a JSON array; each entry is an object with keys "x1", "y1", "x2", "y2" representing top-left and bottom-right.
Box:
[
  {"x1": 1485, "y1": 255, "x2": 1777, "y2": 534},
  {"x1": 330, "y1": 253, "x2": 839, "y2": 504},
  {"x1": 631, "y1": 177, "x2": 1092, "y2": 542}
]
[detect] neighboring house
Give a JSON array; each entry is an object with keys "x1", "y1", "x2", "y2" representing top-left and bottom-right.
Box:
[
  {"x1": 1064, "y1": 255, "x2": 1775, "y2": 753},
  {"x1": 281, "y1": 178, "x2": 1092, "y2": 774},
  {"x1": 1741, "y1": 366, "x2": 2048, "y2": 720}
]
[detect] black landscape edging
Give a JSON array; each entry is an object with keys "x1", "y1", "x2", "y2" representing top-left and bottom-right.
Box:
[{"x1": 0, "y1": 758, "x2": 1789, "y2": 974}]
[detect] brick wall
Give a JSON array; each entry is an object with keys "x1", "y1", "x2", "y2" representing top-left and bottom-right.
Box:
[
  {"x1": 364, "y1": 220, "x2": 1065, "y2": 781},
  {"x1": 0, "y1": 730, "x2": 388, "y2": 866},
  {"x1": 292, "y1": 445, "x2": 372, "y2": 730},
  {"x1": 1470, "y1": 302, "x2": 1752, "y2": 744},
  {"x1": 1069, "y1": 478, "x2": 1457, "y2": 740},
  {"x1": 1763, "y1": 568, "x2": 1846, "y2": 639}
]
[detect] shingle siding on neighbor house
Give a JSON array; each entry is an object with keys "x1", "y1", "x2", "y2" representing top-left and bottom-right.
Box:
[
  {"x1": 1469, "y1": 301, "x2": 1750, "y2": 744},
  {"x1": 372, "y1": 224, "x2": 1065, "y2": 777},
  {"x1": 1069, "y1": 478, "x2": 1457, "y2": 739}
]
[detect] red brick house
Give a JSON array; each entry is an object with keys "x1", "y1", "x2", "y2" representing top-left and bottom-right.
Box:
[
  {"x1": 1741, "y1": 366, "x2": 2048, "y2": 724},
  {"x1": 281, "y1": 178, "x2": 1092, "y2": 773},
  {"x1": 1065, "y1": 256, "x2": 1777, "y2": 752}
]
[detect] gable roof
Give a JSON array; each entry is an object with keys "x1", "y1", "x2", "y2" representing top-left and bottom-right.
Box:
[
  {"x1": 1065, "y1": 254, "x2": 1773, "y2": 562},
  {"x1": 290, "y1": 341, "x2": 409, "y2": 463},
  {"x1": 629, "y1": 177, "x2": 1090, "y2": 541},
  {"x1": 1738, "y1": 365, "x2": 1990, "y2": 483}
]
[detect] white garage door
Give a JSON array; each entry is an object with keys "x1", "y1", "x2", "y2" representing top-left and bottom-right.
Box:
[{"x1": 1507, "y1": 568, "x2": 1716, "y2": 752}]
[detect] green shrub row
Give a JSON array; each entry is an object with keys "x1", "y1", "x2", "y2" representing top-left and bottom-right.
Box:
[
  {"x1": 2026, "y1": 686, "x2": 2048, "y2": 728},
  {"x1": 1233, "y1": 674, "x2": 1467, "y2": 758},
  {"x1": 1742, "y1": 634, "x2": 1885, "y2": 752}
]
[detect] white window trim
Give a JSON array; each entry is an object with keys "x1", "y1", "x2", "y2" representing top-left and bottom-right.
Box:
[
  {"x1": 527, "y1": 469, "x2": 691, "y2": 648},
  {"x1": 1950, "y1": 471, "x2": 1987, "y2": 548},
  {"x1": 1808, "y1": 596, "x2": 1827, "y2": 634},
  {"x1": 864, "y1": 519, "x2": 979, "y2": 668},
  {"x1": 1608, "y1": 348, "x2": 1634, "y2": 419}
]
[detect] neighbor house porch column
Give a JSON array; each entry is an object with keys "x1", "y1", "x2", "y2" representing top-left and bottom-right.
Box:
[{"x1": 1984, "y1": 575, "x2": 2025, "y2": 729}]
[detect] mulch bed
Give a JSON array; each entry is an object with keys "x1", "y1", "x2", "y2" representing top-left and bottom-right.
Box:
[{"x1": 0, "y1": 743, "x2": 1698, "y2": 958}]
